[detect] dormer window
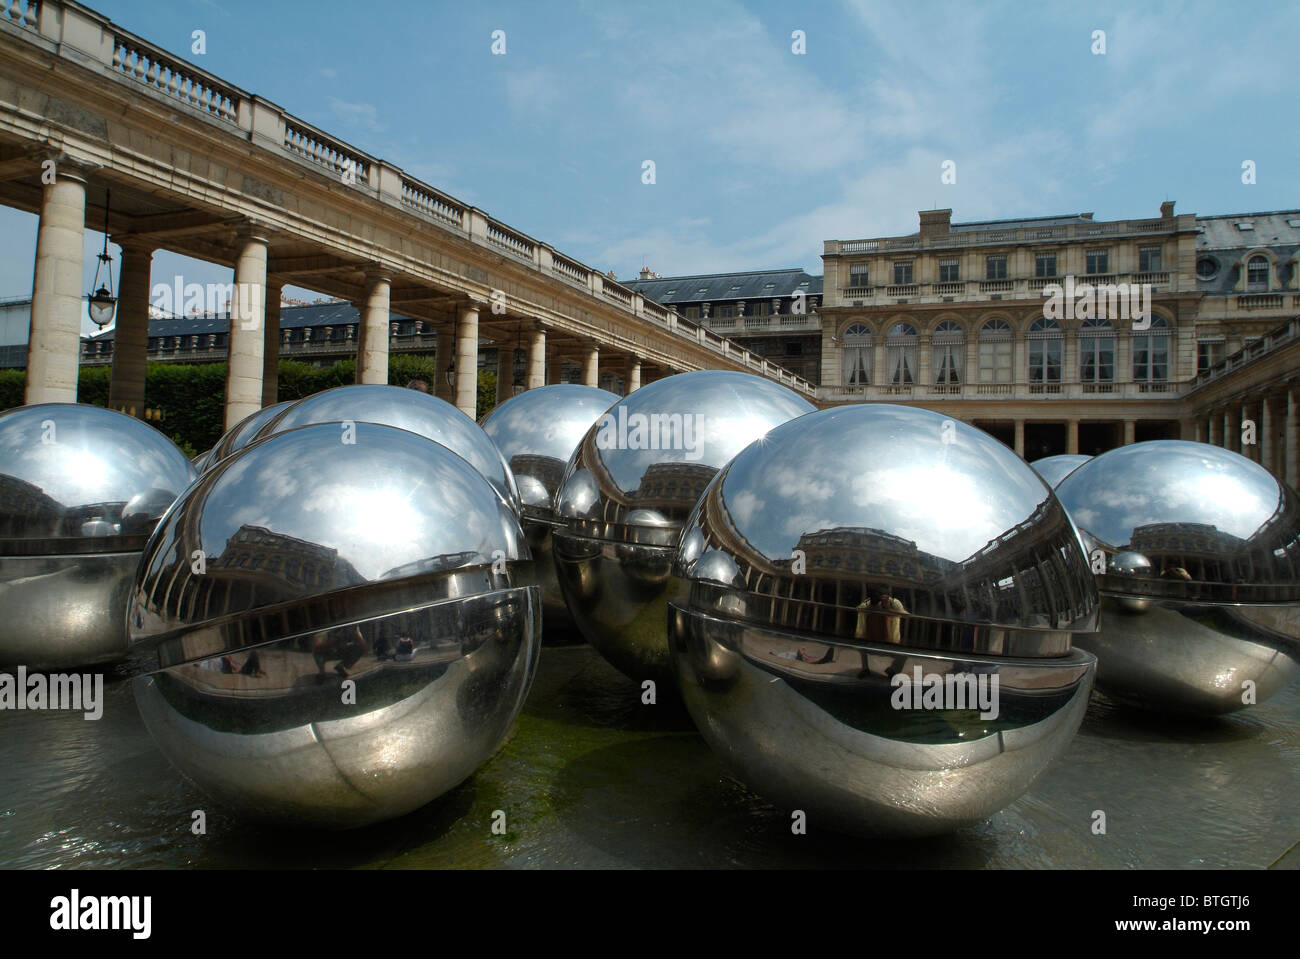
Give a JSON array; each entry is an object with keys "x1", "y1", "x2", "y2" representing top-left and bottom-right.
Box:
[{"x1": 1247, "y1": 255, "x2": 1269, "y2": 291}]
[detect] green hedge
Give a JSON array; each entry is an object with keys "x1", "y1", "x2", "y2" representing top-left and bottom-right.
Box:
[{"x1": 0, "y1": 355, "x2": 499, "y2": 455}]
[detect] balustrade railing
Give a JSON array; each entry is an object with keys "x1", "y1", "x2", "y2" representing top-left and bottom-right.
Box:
[{"x1": 111, "y1": 34, "x2": 239, "y2": 122}]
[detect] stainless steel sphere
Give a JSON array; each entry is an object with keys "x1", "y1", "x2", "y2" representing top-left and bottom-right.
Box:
[
  {"x1": 202, "y1": 400, "x2": 293, "y2": 471},
  {"x1": 552, "y1": 371, "x2": 815, "y2": 683},
  {"x1": 253, "y1": 385, "x2": 520, "y2": 512},
  {"x1": 0, "y1": 403, "x2": 197, "y2": 669},
  {"x1": 128, "y1": 422, "x2": 541, "y2": 828},
  {"x1": 1056, "y1": 440, "x2": 1300, "y2": 716},
  {"x1": 1030, "y1": 454, "x2": 1092, "y2": 488},
  {"x1": 669, "y1": 404, "x2": 1099, "y2": 837},
  {"x1": 481, "y1": 384, "x2": 618, "y2": 637}
]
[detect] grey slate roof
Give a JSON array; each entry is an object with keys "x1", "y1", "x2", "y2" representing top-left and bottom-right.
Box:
[
  {"x1": 623, "y1": 269, "x2": 822, "y2": 305},
  {"x1": 1194, "y1": 210, "x2": 1300, "y2": 295},
  {"x1": 87, "y1": 302, "x2": 413, "y2": 342}
]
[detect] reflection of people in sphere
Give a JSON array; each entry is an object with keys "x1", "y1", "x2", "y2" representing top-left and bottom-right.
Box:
[
  {"x1": 312, "y1": 626, "x2": 367, "y2": 679},
  {"x1": 862, "y1": 587, "x2": 906, "y2": 645},
  {"x1": 405, "y1": 379, "x2": 429, "y2": 393}
]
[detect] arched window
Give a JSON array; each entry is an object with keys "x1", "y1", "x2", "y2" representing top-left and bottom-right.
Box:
[
  {"x1": 1133, "y1": 315, "x2": 1170, "y2": 382},
  {"x1": 1247, "y1": 255, "x2": 1269, "y2": 291},
  {"x1": 1079, "y1": 316, "x2": 1115, "y2": 383},
  {"x1": 933, "y1": 320, "x2": 964, "y2": 385},
  {"x1": 1028, "y1": 316, "x2": 1063, "y2": 384},
  {"x1": 886, "y1": 322, "x2": 918, "y2": 386},
  {"x1": 978, "y1": 318, "x2": 1012, "y2": 384},
  {"x1": 841, "y1": 323, "x2": 872, "y2": 386}
]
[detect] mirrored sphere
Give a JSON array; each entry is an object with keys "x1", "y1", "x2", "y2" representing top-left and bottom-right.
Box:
[
  {"x1": 1056, "y1": 440, "x2": 1300, "y2": 715},
  {"x1": 669, "y1": 404, "x2": 1099, "y2": 837},
  {"x1": 0, "y1": 403, "x2": 197, "y2": 668},
  {"x1": 552, "y1": 371, "x2": 815, "y2": 683},
  {"x1": 253, "y1": 385, "x2": 520, "y2": 512},
  {"x1": 481, "y1": 384, "x2": 618, "y2": 635},
  {"x1": 1030, "y1": 454, "x2": 1093, "y2": 488},
  {"x1": 128, "y1": 422, "x2": 541, "y2": 827},
  {"x1": 202, "y1": 400, "x2": 293, "y2": 471}
]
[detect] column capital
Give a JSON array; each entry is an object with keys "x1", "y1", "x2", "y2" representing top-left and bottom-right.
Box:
[
  {"x1": 234, "y1": 220, "x2": 271, "y2": 244},
  {"x1": 363, "y1": 264, "x2": 393, "y2": 284}
]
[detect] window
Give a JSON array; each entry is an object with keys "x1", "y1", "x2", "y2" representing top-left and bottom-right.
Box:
[
  {"x1": 848, "y1": 264, "x2": 870, "y2": 288},
  {"x1": 842, "y1": 323, "x2": 872, "y2": 386},
  {"x1": 1035, "y1": 252, "x2": 1057, "y2": 278},
  {"x1": 893, "y1": 261, "x2": 914, "y2": 285},
  {"x1": 1078, "y1": 317, "x2": 1115, "y2": 383},
  {"x1": 684, "y1": 307, "x2": 699, "y2": 320},
  {"x1": 787, "y1": 342, "x2": 803, "y2": 356},
  {"x1": 886, "y1": 322, "x2": 918, "y2": 385},
  {"x1": 1247, "y1": 255, "x2": 1269, "y2": 291},
  {"x1": 1197, "y1": 339, "x2": 1225, "y2": 373},
  {"x1": 1139, "y1": 246, "x2": 1162, "y2": 272},
  {"x1": 933, "y1": 320, "x2": 964, "y2": 385},
  {"x1": 986, "y1": 255, "x2": 1008, "y2": 280},
  {"x1": 978, "y1": 319, "x2": 1012, "y2": 384},
  {"x1": 715, "y1": 305, "x2": 736, "y2": 318},
  {"x1": 1086, "y1": 250, "x2": 1109, "y2": 275},
  {"x1": 1196, "y1": 257, "x2": 1218, "y2": 279},
  {"x1": 939, "y1": 258, "x2": 960, "y2": 283},
  {"x1": 1133, "y1": 316, "x2": 1170, "y2": 382},
  {"x1": 753, "y1": 301, "x2": 770, "y2": 316},
  {"x1": 1028, "y1": 316, "x2": 1063, "y2": 383}
]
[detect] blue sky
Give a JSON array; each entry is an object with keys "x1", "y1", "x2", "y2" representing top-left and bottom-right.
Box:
[{"x1": 2, "y1": 0, "x2": 1298, "y2": 309}]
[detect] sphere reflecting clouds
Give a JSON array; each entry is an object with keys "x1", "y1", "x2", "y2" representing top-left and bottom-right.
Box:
[
  {"x1": 203, "y1": 400, "x2": 293, "y2": 471},
  {"x1": 0, "y1": 403, "x2": 196, "y2": 669},
  {"x1": 552, "y1": 371, "x2": 815, "y2": 682},
  {"x1": 254, "y1": 385, "x2": 520, "y2": 512},
  {"x1": 1056, "y1": 440, "x2": 1300, "y2": 715},
  {"x1": 481, "y1": 385, "x2": 618, "y2": 635},
  {"x1": 1030, "y1": 454, "x2": 1092, "y2": 488},
  {"x1": 669, "y1": 404, "x2": 1098, "y2": 837},
  {"x1": 128, "y1": 422, "x2": 540, "y2": 827}
]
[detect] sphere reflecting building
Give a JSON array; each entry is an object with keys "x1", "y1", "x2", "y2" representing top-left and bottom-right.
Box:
[
  {"x1": 202, "y1": 400, "x2": 293, "y2": 471},
  {"x1": 0, "y1": 403, "x2": 196, "y2": 669},
  {"x1": 481, "y1": 384, "x2": 618, "y2": 636},
  {"x1": 128, "y1": 422, "x2": 541, "y2": 827},
  {"x1": 1056, "y1": 440, "x2": 1300, "y2": 715},
  {"x1": 253, "y1": 385, "x2": 520, "y2": 511},
  {"x1": 552, "y1": 371, "x2": 815, "y2": 683},
  {"x1": 669, "y1": 404, "x2": 1099, "y2": 836}
]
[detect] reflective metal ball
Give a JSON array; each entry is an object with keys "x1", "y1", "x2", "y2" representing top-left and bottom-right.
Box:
[
  {"x1": 128, "y1": 422, "x2": 541, "y2": 828},
  {"x1": 0, "y1": 403, "x2": 197, "y2": 669},
  {"x1": 481, "y1": 384, "x2": 618, "y2": 636},
  {"x1": 1056, "y1": 440, "x2": 1300, "y2": 715},
  {"x1": 1030, "y1": 454, "x2": 1092, "y2": 488},
  {"x1": 552, "y1": 371, "x2": 815, "y2": 683},
  {"x1": 669, "y1": 404, "x2": 1099, "y2": 837},
  {"x1": 253, "y1": 385, "x2": 520, "y2": 512},
  {"x1": 202, "y1": 400, "x2": 293, "y2": 471}
]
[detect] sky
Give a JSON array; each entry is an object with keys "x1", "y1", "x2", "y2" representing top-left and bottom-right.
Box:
[{"x1": 2, "y1": 0, "x2": 1298, "y2": 312}]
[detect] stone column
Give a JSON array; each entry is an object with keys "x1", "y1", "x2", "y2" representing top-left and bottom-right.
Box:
[
  {"x1": 1067, "y1": 419, "x2": 1079, "y2": 455},
  {"x1": 1287, "y1": 387, "x2": 1299, "y2": 489},
  {"x1": 107, "y1": 240, "x2": 153, "y2": 417},
  {"x1": 26, "y1": 168, "x2": 87, "y2": 405},
  {"x1": 356, "y1": 268, "x2": 391, "y2": 385},
  {"x1": 582, "y1": 343, "x2": 599, "y2": 388},
  {"x1": 261, "y1": 279, "x2": 282, "y2": 407},
  {"x1": 1207, "y1": 412, "x2": 1220, "y2": 446},
  {"x1": 455, "y1": 301, "x2": 480, "y2": 418},
  {"x1": 435, "y1": 329, "x2": 455, "y2": 402},
  {"x1": 1224, "y1": 409, "x2": 1236, "y2": 453},
  {"x1": 224, "y1": 227, "x2": 268, "y2": 430},
  {"x1": 526, "y1": 326, "x2": 546, "y2": 391},
  {"x1": 1123, "y1": 419, "x2": 1136, "y2": 446},
  {"x1": 1193, "y1": 418, "x2": 1204, "y2": 443},
  {"x1": 1243, "y1": 401, "x2": 1259, "y2": 461},
  {"x1": 1014, "y1": 418, "x2": 1025, "y2": 457},
  {"x1": 546, "y1": 343, "x2": 562, "y2": 385},
  {"x1": 625, "y1": 356, "x2": 642, "y2": 395}
]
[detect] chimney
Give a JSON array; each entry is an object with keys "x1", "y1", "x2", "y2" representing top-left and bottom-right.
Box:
[
  {"x1": 1080, "y1": 212, "x2": 1093, "y2": 221},
  {"x1": 1161, "y1": 200, "x2": 1175, "y2": 218},
  {"x1": 639, "y1": 266, "x2": 653, "y2": 280},
  {"x1": 918, "y1": 209, "x2": 951, "y2": 238}
]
